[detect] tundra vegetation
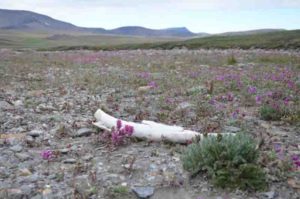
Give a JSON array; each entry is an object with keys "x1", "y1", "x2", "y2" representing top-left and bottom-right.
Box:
[{"x1": 0, "y1": 49, "x2": 299, "y2": 198}]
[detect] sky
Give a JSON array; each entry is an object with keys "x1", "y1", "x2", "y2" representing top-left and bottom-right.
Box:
[{"x1": 0, "y1": 0, "x2": 300, "y2": 33}]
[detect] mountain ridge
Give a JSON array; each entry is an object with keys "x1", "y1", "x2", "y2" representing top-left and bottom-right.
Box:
[{"x1": 0, "y1": 9, "x2": 195, "y2": 37}]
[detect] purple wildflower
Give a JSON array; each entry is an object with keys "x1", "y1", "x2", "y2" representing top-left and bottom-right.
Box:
[
  {"x1": 111, "y1": 121, "x2": 134, "y2": 146},
  {"x1": 273, "y1": 143, "x2": 281, "y2": 153},
  {"x1": 125, "y1": 125, "x2": 134, "y2": 135},
  {"x1": 247, "y1": 86, "x2": 257, "y2": 94},
  {"x1": 41, "y1": 150, "x2": 53, "y2": 160},
  {"x1": 287, "y1": 80, "x2": 295, "y2": 89},
  {"x1": 209, "y1": 98, "x2": 216, "y2": 105},
  {"x1": 148, "y1": 81, "x2": 158, "y2": 88},
  {"x1": 117, "y1": 119, "x2": 122, "y2": 130},
  {"x1": 227, "y1": 92, "x2": 234, "y2": 101},
  {"x1": 232, "y1": 109, "x2": 239, "y2": 119},
  {"x1": 216, "y1": 75, "x2": 225, "y2": 81},
  {"x1": 283, "y1": 97, "x2": 290, "y2": 106},
  {"x1": 266, "y1": 91, "x2": 273, "y2": 97},
  {"x1": 255, "y1": 95, "x2": 262, "y2": 104},
  {"x1": 137, "y1": 72, "x2": 151, "y2": 79},
  {"x1": 291, "y1": 155, "x2": 300, "y2": 168}
]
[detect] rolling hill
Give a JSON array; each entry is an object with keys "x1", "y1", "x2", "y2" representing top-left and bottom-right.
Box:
[{"x1": 0, "y1": 9, "x2": 195, "y2": 37}]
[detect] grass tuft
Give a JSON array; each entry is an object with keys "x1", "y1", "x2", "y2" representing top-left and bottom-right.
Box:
[{"x1": 181, "y1": 133, "x2": 266, "y2": 190}]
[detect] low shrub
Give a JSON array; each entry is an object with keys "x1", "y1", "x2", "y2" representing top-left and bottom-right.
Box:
[
  {"x1": 227, "y1": 54, "x2": 237, "y2": 65},
  {"x1": 181, "y1": 133, "x2": 266, "y2": 190},
  {"x1": 259, "y1": 104, "x2": 284, "y2": 121}
]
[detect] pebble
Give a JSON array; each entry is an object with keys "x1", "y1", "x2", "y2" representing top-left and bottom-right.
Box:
[
  {"x1": 224, "y1": 126, "x2": 241, "y2": 133},
  {"x1": 10, "y1": 145, "x2": 23, "y2": 152},
  {"x1": 59, "y1": 148, "x2": 70, "y2": 154},
  {"x1": 75, "y1": 128, "x2": 96, "y2": 137},
  {"x1": 19, "y1": 168, "x2": 32, "y2": 176},
  {"x1": 262, "y1": 191, "x2": 277, "y2": 199},
  {"x1": 0, "y1": 101, "x2": 13, "y2": 110},
  {"x1": 63, "y1": 158, "x2": 77, "y2": 164},
  {"x1": 27, "y1": 130, "x2": 43, "y2": 138},
  {"x1": 15, "y1": 153, "x2": 31, "y2": 161},
  {"x1": 132, "y1": 186, "x2": 155, "y2": 199}
]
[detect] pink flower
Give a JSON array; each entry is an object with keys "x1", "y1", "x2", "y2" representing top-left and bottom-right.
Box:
[
  {"x1": 255, "y1": 95, "x2": 262, "y2": 104},
  {"x1": 247, "y1": 86, "x2": 257, "y2": 94},
  {"x1": 148, "y1": 81, "x2": 158, "y2": 88},
  {"x1": 125, "y1": 125, "x2": 134, "y2": 135},
  {"x1": 41, "y1": 150, "x2": 53, "y2": 160},
  {"x1": 227, "y1": 92, "x2": 234, "y2": 101},
  {"x1": 117, "y1": 119, "x2": 122, "y2": 130}
]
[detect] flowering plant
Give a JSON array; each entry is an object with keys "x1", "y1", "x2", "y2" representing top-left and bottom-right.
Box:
[{"x1": 111, "y1": 119, "x2": 134, "y2": 146}]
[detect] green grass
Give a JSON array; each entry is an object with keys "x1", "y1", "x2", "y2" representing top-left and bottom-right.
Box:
[
  {"x1": 1, "y1": 29, "x2": 299, "y2": 50},
  {"x1": 43, "y1": 29, "x2": 300, "y2": 51},
  {"x1": 0, "y1": 30, "x2": 181, "y2": 49},
  {"x1": 181, "y1": 133, "x2": 267, "y2": 190}
]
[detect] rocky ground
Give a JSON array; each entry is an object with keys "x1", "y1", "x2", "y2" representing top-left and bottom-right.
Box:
[{"x1": 0, "y1": 49, "x2": 299, "y2": 199}]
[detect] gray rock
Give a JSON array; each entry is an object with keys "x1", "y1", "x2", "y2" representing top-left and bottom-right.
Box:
[
  {"x1": 25, "y1": 135, "x2": 34, "y2": 143},
  {"x1": 0, "y1": 101, "x2": 13, "y2": 110},
  {"x1": 63, "y1": 158, "x2": 77, "y2": 164},
  {"x1": 0, "y1": 167, "x2": 9, "y2": 178},
  {"x1": 15, "y1": 153, "x2": 31, "y2": 161},
  {"x1": 31, "y1": 195, "x2": 43, "y2": 199},
  {"x1": 13, "y1": 100, "x2": 23, "y2": 107},
  {"x1": 10, "y1": 145, "x2": 23, "y2": 152},
  {"x1": 262, "y1": 191, "x2": 277, "y2": 199},
  {"x1": 20, "y1": 184, "x2": 35, "y2": 195},
  {"x1": 132, "y1": 186, "x2": 155, "y2": 199},
  {"x1": 175, "y1": 102, "x2": 194, "y2": 111},
  {"x1": 27, "y1": 130, "x2": 43, "y2": 138},
  {"x1": 75, "y1": 128, "x2": 96, "y2": 137},
  {"x1": 82, "y1": 154, "x2": 93, "y2": 161},
  {"x1": 59, "y1": 148, "x2": 70, "y2": 154},
  {"x1": 224, "y1": 126, "x2": 241, "y2": 133},
  {"x1": 74, "y1": 175, "x2": 92, "y2": 197},
  {"x1": 6, "y1": 188, "x2": 24, "y2": 199}
]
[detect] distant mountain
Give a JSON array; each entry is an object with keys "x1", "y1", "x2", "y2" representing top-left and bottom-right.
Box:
[
  {"x1": 0, "y1": 9, "x2": 195, "y2": 37},
  {"x1": 218, "y1": 29, "x2": 286, "y2": 36},
  {"x1": 106, "y1": 26, "x2": 195, "y2": 37},
  {"x1": 0, "y1": 9, "x2": 79, "y2": 31}
]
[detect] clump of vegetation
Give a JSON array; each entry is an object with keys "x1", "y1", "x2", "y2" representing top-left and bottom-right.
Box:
[
  {"x1": 227, "y1": 54, "x2": 237, "y2": 65},
  {"x1": 259, "y1": 104, "x2": 284, "y2": 121},
  {"x1": 112, "y1": 186, "x2": 129, "y2": 194},
  {"x1": 181, "y1": 133, "x2": 266, "y2": 190}
]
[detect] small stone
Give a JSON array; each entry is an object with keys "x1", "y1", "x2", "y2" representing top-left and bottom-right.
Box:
[
  {"x1": 13, "y1": 100, "x2": 23, "y2": 107},
  {"x1": 63, "y1": 158, "x2": 77, "y2": 164},
  {"x1": 20, "y1": 184, "x2": 35, "y2": 195},
  {"x1": 74, "y1": 175, "x2": 92, "y2": 196},
  {"x1": 262, "y1": 191, "x2": 277, "y2": 199},
  {"x1": 0, "y1": 101, "x2": 14, "y2": 110},
  {"x1": 138, "y1": 86, "x2": 152, "y2": 93},
  {"x1": 224, "y1": 126, "x2": 241, "y2": 133},
  {"x1": 25, "y1": 136, "x2": 34, "y2": 143},
  {"x1": 6, "y1": 188, "x2": 24, "y2": 199},
  {"x1": 132, "y1": 186, "x2": 155, "y2": 199},
  {"x1": 42, "y1": 187, "x2": 53, "y2": 199},
  {"x1": 59, "y1": 148, "x2": 70, "y2": 154},
  {"x1": 175, "y1": 102, "x2": 194, "y2": 111},
  {"x1": 75, "y1": 128, "x2": 96, "y2": 137},
  {"x1": 82, "y1": 154, "x2": 93, "y2": 161},
  {"x1": 15, "y1": 153, "x2": 31, "y2": 161},
  {"x1": 10, "y1": 145, "x2": 23, "y2": 152},
  {"x1": 19, "y1": 168, "x2": 32, "y2": 176},
  {"x1": 27, "y1": 130, "x2": 43, "y2": 138}
]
